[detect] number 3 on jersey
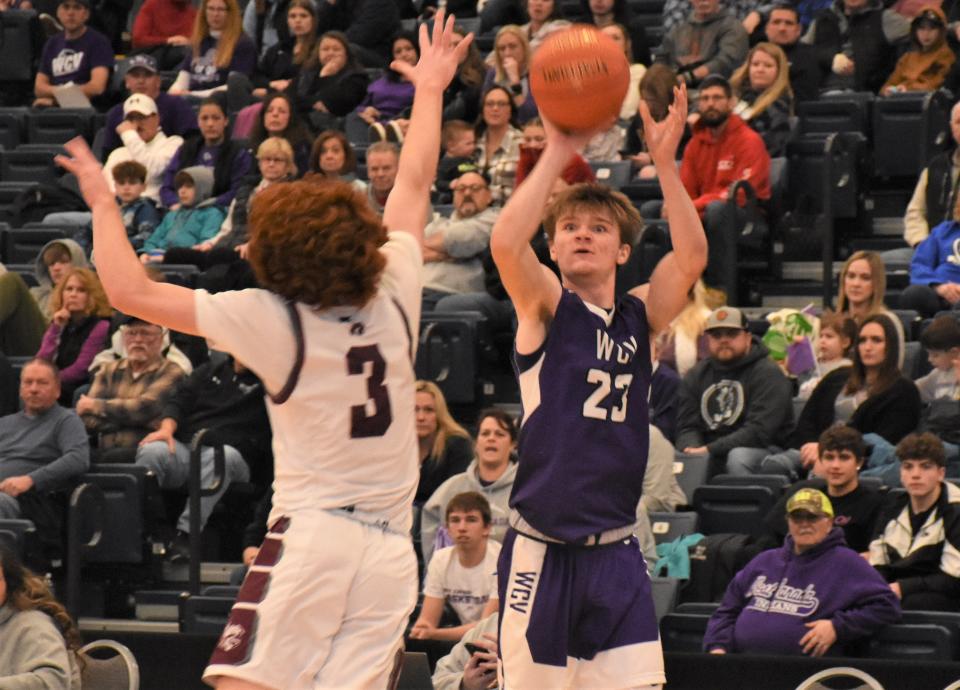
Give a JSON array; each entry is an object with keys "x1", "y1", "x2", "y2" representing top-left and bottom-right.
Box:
[
  {"x1": 582, "y1": 369, "x2": 633, "y2": 422},
  {"x1": 346, "y1": 345, "x2": 392, "y2": 438}
]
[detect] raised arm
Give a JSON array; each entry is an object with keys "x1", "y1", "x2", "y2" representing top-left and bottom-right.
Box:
[
  {"x1": 55, "y1": 139, "x2": 200, "y2": 336},
  {"x1": 384, "y1": 11, "x2": 473, "y2": 243},
  {"x1": 489, "y1": 123, "x2": 596, "y2": 346},
  {"x1": 635, "y1": 85, "x2": 708, "y2": 336}
]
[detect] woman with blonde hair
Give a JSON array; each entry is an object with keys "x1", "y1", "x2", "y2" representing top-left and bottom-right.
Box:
[
  {"x1": 37, "y1": 267, "x2": 113, "y2": 405},
  {"x1": 730, "y1": 42, "x2": 793, "y2": 157},
  {"x1": 0, "y1": 542, "x2": 82, "y2": 689},
  {"x1": 415, "y1": 380, "x2": 473, "y2": 504},
  {"x1": 169, "y1": 0, "x2": 257, "y2": 99},
  {"x1": 482, "y1": 25, "x2": 537, "y2": 122},
  {"x1": 658, "y1": 280, "x2": 711, "y2": 376}
]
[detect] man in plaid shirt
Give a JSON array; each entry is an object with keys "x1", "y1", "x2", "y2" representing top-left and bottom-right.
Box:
[{"x1": 77, "y1": 316, "x2": 185, "y2": 453}]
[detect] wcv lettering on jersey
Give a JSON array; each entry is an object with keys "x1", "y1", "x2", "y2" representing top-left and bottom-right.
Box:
[
  {"x1": 508, "y1": 571, "x2": 538, "y2": 614},
  {"x1": 746, "y1": 575, "x2": 820, "y2": 617},
  {"x1": 582, "y1": 330, "x2": 638, "y2": 422},
  {"x1": 595, "y1": 330, "x2": 638, "y2": 364},
  {"x1": 52, "y1": 50, "x2": 85, "y2": 78}
]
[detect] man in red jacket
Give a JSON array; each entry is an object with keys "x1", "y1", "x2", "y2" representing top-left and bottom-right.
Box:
[
  {"x1": 677, "y1": 74, "x2": 770, "y2": 298},
  {"x1": 131, "y1": 0, "x2": 198, "y2": 70}
]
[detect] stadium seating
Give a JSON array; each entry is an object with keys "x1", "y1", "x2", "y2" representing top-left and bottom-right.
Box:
[
  {"x1": 0, "y1": 518, "x2": 38, "y2": 560},
  {"x1": 0, "y1": 149, "x2": 60, "y2": 184},
  {"x1": 26, "y1": 109, "x2": 96, "y2": 145},
  {"x1": 179, "y1": 594, "x2": 234, "y2": 634},
  {"x1": 709, "y1": 474, "x2": 790, "y2": 494},
  {"x1": 691, "y1": 485, "x2": 777, "y2": 537},
  {"x1": 649, "y1": 511, "x2": 700, "y2": 545},
  {"x1": 590, "y1": 160, "x2": 632, "y2": 190},
  {"x1": 415, "y1": 311, "x2": 488, "y2": 408},
  {"x1": 659, "y1": 612, "x2": 710, "y2": 652},
  {"x1": 872, "y1": 91, "x2": 952, "y2": 178},
  {"x1": 615, "y1": 219, "x2": 670, "y2": 295},
  {"x1": 866, "y1": 623, "x2": 954, "y2": 662},
  {"x1": 673, "y1": 453, "x2": 710, "y2": 505},
  {"x1": 1, "y1": 225, "x2": 67, "y2": 264},
  {"x1": 651, "y1": 576, "x2": 680, "y2": 621}
]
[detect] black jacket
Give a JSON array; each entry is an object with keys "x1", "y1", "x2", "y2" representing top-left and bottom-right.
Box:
[
  {"x1": 790, "y1": 367, "x2": 921, "y2": 448},
  {"x1": 288, "y1": 68, "x2": 369, "y2": 118},
  {"x1": 162, "y1": 355, "x2": 273, "y2": 485}
]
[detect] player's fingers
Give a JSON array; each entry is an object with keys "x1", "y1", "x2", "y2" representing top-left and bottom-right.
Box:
[
  {"x1": 418, "y1": 18, "x2": 430, "y2": 52},
  {"x1": 391, "y1": 59, "x2": 415, "y2": 81},
  {"x1": 431, "y1": 8, "x2": 445, "y2": 46}
]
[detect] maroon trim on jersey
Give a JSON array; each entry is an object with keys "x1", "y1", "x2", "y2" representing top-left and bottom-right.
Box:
[
  {"x1": 389, "y1": 296, "x2": 413, "y2": 363},
  {"x1": 209, "y1": 607, "x2": 259, "y2": 667},
  {"x1": 207, "y1": 515, "x2": 291, "y2": 668},
  {"x1": 271, "y1": 301, "x2": 305, "y2": 405}
]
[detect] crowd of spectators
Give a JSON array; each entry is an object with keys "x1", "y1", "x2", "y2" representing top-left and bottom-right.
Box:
[{"x1": 6, "y1": 0, "x2": 960, "y2": 674}]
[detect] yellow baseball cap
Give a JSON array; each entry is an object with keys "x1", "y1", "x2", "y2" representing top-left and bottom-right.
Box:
[{"x1": 786, "y1": 488, "x2": 834, "y2": 518}]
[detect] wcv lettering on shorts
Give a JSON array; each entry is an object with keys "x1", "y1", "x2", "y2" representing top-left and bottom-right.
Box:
[
  {"x1": 209, "y1": 516, "x2": 291, "y2": 667},
  {"x1": 508, "y1": 571, "x2": 539, "y2": 615},
  {"x1": 746, "y1": 575, "x2": 820, "y2": 617}
]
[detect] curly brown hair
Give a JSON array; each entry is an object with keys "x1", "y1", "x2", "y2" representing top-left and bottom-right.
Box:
[
  {"x1": 1, "y1": 542, "x2": 83, "y2": 657},
  {"x1": 247, "y1": 178, "x2": 387, "y2": 308},
  {"x1": 49, "y1": 267, "x2": 113, "y2": 318}
]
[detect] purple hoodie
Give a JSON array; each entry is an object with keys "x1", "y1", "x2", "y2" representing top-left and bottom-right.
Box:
[{"x1": 703, "y1": 528, "x2": 900, "y2": 655}]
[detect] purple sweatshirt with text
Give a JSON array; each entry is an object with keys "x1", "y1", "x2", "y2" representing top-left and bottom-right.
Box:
[{"x1": 703, "y1": 528, "x2": 900, "y2": 655}]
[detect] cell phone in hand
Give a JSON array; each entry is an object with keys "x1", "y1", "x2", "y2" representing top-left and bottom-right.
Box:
[{"x1": 464, "y1": 642, "x2": 486, "y2": 656}]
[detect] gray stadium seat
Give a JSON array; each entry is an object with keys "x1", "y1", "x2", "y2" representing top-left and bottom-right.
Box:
[
  {"x1": 692, "y1": 485, "x2": 777, "y2": 537},
  {"x1": 179, "y1": 594, "x2": 234, "y2": 634},
  {"x1": 710, "y1": 474, "x2": 790, "y2": 494},
  {"x1": 0, "y1": 150, "x2": 59, "y2": 184},
  {"x1": 673, "y1": 453, "x2": 710, "y2": 506},
  {"x1": 659, "y1": 612, "x2": 710, "y2": 652},
  {"x1": 649, "y1": 511, "x2": 700, "y2": 545},
  {"x1": 866, "y1": 623, "x2": 954, "y2": 661},
  {"x1": 651, "y1": 576, "x2": 680, "y2": 621}
]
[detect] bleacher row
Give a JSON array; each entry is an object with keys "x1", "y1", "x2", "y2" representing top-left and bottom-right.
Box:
[{"x1": 2, "y1": 445, "x2": 949, "y2": 660}]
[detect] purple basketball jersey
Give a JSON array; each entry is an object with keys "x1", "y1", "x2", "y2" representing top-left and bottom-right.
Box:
[{"x1": 511, "y1": 290, "x2": 652, "y2": 542}]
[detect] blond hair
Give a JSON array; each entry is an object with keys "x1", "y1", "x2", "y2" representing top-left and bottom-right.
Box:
[
  {"x1": 730, "y1": 43, "x2": 793, "y2": 120},
  {"x1": 192, "y1": 0, "x2": 244, "y2": 69},
  {"x1": 416, "y1": 380, "x2": 470, "y2": 463},
  {"x1": 257, "y1": 136, "x2": 298, "y2": 177},
  {"x1": 493, "y1": 25, "x2": 530, "y2": 83}
]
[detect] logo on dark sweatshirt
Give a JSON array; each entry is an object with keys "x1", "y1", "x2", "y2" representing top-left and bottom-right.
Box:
[{"x1": 746, "y1": 575, "x2": 820, "y2": 617}]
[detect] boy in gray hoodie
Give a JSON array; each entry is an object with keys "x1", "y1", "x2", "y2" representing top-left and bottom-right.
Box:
[{"x1": 140, "y1": 166, "x2": 225, "y2": 261}]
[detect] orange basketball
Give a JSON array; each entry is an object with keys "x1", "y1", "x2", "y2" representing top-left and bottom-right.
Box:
[{"x1": 529, "y1": 25, "x2": 630, "y2": 132}]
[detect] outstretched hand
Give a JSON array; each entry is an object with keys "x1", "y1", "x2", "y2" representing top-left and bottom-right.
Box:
[
  {"x1": 55, "y1": 138, "x2": 115, "y2": 211},
  {"x1": 540, "y1": 112, "x2": 615, "y2": 159},
  {"x1": 390, "y1": 10, "x2": 473, "y2": 93},
  {"x1": 639, "y1": 83, "x2": 688, "y2": 167}
]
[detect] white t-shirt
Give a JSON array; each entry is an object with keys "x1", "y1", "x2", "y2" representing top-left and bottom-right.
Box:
[
  {"x1": 194, "y1": 231, "x2": 422, "y2": 533},
  {"x1": 424, "y1": 541, "x2": 501, "y2": 625}
]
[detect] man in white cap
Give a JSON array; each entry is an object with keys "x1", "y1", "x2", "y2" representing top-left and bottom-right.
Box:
[
  {"x1": 103, "y1": 93, "x2": 185, "y2": 204},
  {"x1": 676, "y1": 305, "x2": 794, "y2": 475},
  {"x1": 102, "y1": 54, "x2": 197, "y2": 156}
]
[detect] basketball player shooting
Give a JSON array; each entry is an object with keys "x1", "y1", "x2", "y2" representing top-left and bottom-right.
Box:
[
  {"x1": 56, "y1": 13, "x2": 472, "y2": 690},
  {"x1": 489, "y1": 85, "x2": 707, "y2": 689}
]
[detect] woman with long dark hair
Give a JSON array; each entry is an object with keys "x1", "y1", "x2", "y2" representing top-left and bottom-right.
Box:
[
  {"x1": 288, "y1": 30, "x2": 369, "y2": 131},
  {"x1": 0, "y1": 542, "x2": 83, "y2": 688},
  {"x1": 761, "y1": 314, "x2": 921, "y2": 478},
  {"x1": 249, "y1": 91, "x2": 312, "y2": 175},
  {"x1": 358, "y1": 32, "x2": 420, "y2": 141}
]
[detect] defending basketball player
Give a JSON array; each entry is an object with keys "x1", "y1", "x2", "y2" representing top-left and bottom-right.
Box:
[
  {"x1": 489, "y1": 86, "x2": 707, "y2": 688},
  {"x1": 56, "y1": 14, "x2": 472, "y2": 690}
]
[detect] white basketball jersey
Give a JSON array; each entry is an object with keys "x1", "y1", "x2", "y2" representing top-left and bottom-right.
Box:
[{"x1": 195, "y1": 232, "x2": 422, "y2": 533}]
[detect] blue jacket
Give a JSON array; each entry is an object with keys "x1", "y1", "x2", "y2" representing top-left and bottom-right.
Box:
[
  {"x1": 703, "y1": 528, "x2": 900, "y2": 655},
  {"x1": 909, "y1": 220, "x2": 960, "y2": 286},
  {"x1": 141, "y1": 206, "x2": 225, "y2": 253}
]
